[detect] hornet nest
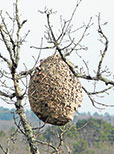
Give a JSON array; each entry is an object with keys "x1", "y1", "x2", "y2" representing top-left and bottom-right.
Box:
[{"x1": 28, "y1": 54, "x2": 83, "y2": 126}]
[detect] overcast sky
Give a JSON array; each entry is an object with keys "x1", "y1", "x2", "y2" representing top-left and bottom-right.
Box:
[{"x1": 0, "y1": 0, "x2": 114, "y2": 115}]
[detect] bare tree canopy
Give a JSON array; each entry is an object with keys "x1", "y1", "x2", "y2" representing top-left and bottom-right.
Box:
[{"x1": 0, "y1": 0, "x2": 114, "y2": 153}]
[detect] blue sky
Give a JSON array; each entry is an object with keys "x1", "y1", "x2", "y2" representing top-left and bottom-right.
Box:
[{"x1": 0, "y1": 0, "x2": 114, "y2": 115}]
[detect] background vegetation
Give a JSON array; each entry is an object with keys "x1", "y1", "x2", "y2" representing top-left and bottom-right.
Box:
[{"x1": 0, "y1": 107, "x2": 114, "y2": 154}]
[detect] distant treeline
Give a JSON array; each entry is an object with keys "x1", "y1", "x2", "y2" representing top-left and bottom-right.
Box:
[
  {"x1": 0, "y1": 107, "x2": 14, "y2": 120},
  {"x1": 0, "y1": 107, "x2": 38, "y2": 121},
  {"x1": 0, "y1": 106, "x2": 113, "y2": 122}
]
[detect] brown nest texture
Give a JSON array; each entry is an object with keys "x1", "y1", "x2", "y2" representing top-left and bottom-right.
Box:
[{"x1": 28, "y1": 54, "x2": 83, "y2": 126}]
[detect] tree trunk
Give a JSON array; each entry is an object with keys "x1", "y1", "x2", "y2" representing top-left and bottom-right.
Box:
[{"x1": 16, "y1": 103, "x2": 40, "y2": 154}]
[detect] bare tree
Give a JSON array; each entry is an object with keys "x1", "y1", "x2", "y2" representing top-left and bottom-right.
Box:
[
  {"x1": 0, "y1": 0, "x2": 40, "y2": 153},
  {"x1": 0, "y1": 0, "x2": 114, "y2": 154}
]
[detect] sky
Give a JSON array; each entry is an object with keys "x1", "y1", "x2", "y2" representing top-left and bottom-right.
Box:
[{"x1": 0, "y1": 0, "x2": 114, "y2": 115}]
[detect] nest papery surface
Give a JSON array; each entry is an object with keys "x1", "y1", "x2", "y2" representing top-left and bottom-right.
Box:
[{"x1": 28, "y1": 54, "x2": 83, "y2": 125}]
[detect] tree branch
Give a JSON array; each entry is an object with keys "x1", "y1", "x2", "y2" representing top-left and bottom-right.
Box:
[
  {"x1": 0, "y1": 90, "x2": 16, "y2": 99},
  {"x1": 0, "y1": 144, "x2": 8, "y2": 154},
  {"x1": 97, "y1": 13, "x2": 109, "y2": 78}
]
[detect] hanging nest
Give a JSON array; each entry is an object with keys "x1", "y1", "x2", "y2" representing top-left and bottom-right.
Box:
[{"x1": 28, "y1": 54, "x2": 83, "y2": 126}]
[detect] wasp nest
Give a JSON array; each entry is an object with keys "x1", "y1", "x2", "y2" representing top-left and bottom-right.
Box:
[{"x1": 28, "y1": 54, "x2": 83, "y2": 126}]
